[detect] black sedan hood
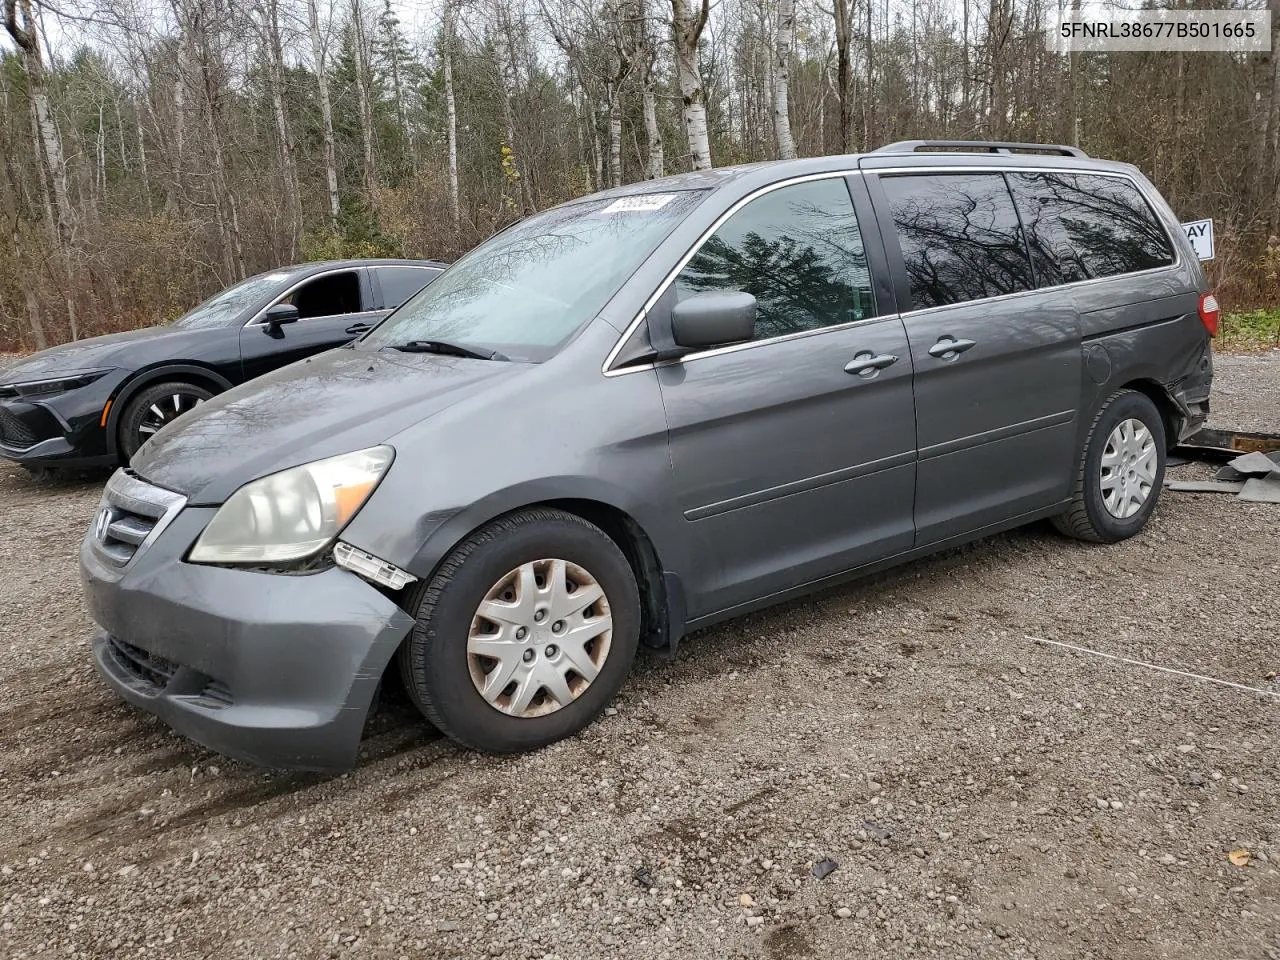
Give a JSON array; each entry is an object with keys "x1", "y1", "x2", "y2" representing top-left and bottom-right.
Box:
[
  {"x1": 0, "y1": 327, "x2": 182, "y2": 383},
  {"x1": 131, "y1": 346, "x2": 515, "y2": 504}
]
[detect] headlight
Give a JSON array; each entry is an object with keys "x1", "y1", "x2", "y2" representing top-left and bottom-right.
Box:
[
  {"x1": 188, "y1": 446, "x2": 393, "y2": 565},
  {"x1": 0, "y1": 369, "x2": 112, "y2": 399}
]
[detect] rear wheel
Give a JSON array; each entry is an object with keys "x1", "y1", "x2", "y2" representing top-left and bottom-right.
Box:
[
  {"x1": 117, "y1": 381, "x2": 214, "y2": 462},
  {"x1": 1053, "y1": 388, "x2": 1166, "y2": 543},
  {"x1": 398, "y1": 508, "x2": 640, "y2": 753}
]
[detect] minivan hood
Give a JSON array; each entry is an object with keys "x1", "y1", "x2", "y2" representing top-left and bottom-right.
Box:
[
  {"x1": 0, "y1": 327, "x2": 173, "y2": 384},
  {"x1": 131, "y1": 346, "x2": 515, "y2": 504}
]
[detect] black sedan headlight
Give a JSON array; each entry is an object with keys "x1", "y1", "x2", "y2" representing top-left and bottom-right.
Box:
[{"x1": 0, "y1": 370, "x2": 113, "y2": 400}]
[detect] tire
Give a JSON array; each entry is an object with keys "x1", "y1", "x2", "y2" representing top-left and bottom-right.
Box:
[
  {"x1": 1052, "y1": 388, "x2": 1167, "y2": 543},
  {"x1": 117, "y1": 381, "x2": 215, "y2": 462},
  {"x1": 398, "y1": 507, "x2": 641, "y2": 753}
]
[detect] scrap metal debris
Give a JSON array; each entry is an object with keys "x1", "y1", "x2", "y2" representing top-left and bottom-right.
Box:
[
  {"x1": 811, "y1": 858, "x2": 839, "y2": 880},
  {"x1": 1176, "y1": 427, "x2": 1280, "y2": 458},
  {"x1": 1167, "y1": 444, "x2": 1280, "y2": 503},
  {"x1": 1164, "y1": 480, "x2": 1246, "y2": 494}
]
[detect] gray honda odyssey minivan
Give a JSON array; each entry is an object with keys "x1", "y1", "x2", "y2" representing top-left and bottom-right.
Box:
[{"x1": 81, "y1": 141, "x2": 1216, "y2": 769}]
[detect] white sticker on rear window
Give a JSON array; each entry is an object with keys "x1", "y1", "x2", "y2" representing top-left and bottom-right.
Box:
[{"x1": 599, "y1": 194, "x2": 676, "y2": 214}]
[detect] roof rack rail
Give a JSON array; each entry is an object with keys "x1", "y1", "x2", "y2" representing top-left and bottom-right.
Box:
[{"x1": 873, "y1": 139, "x2": 1088, "y2": 159}]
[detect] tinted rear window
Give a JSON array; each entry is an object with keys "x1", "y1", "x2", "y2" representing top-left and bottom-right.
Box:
[
  {"x1": 377, "y1": 266, "x2": 439, "y2": 308},
  {"x1": 1007, "y1": 172, "x2": 1175, "y2": 285},
  {"x1": 880, "y1": 173, "x2": 1034, "y2": 310}
]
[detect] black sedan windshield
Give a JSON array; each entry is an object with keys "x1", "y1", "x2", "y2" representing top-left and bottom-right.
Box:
[
  {"x1": 173, "y1": 270, "x2": 297, "y2": 330},
  {"x1": 362, "y1": 191, "x2": 707, "y2": 361}
]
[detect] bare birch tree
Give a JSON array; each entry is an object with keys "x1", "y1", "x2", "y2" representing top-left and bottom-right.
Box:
[
  {"x1": 306, "y1": 0, "x2": 341, "y2": 224},
  {"x1": 773, "y1": 0, "x2": 797, "y2": 159},
  {"x1": 670, "y1": 0, "x2": 711, "y2": 169},
  {"x1": 442, "y1": 0, "x2": 461, "y2": 229},
  {"x1": 350, "y1": 0, "x2": 378, "y2": 197}
]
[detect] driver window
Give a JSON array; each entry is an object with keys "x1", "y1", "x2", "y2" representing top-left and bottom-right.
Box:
[
  {"x1": 277, "y1": 271, "x2": 363, "y2": 320},
  {"x1": 673, "y1": 178, "x2": 876, "y2": 341}
]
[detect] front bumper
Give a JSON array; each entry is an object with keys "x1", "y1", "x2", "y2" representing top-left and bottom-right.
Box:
[
  {"x1": 80, "y1": 482, "x2": 416, "y2": 770},
  {"x1": 0, "y1": 391, "x2": 114, "y2": 468}
]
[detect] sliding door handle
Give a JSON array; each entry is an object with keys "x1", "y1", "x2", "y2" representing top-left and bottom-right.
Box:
[
  {"x1": 928, "y1": 337, "x2": 977, "y2": 360},
  {"x1": 844, "y1": 353, "x2": 899, "y2": 377}
]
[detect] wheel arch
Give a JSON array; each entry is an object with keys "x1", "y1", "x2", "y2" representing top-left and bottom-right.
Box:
[
  {"x1": 398, "y1": 495, "x2": 686, "y2": 654},
  {"x1": 542, "y1": 497, "x2": 683, "y2": 652},
  {"x1": 1117, "y1": 377, "x2": 1181, "y2": 449},
  {"x1": 104, "y1": 363, "x2": 234, "y2": 460}
]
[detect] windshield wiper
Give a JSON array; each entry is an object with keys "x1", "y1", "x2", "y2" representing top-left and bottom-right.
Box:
[{"x1": 386, "y1": 339, "x2": 510, "y2": 362}]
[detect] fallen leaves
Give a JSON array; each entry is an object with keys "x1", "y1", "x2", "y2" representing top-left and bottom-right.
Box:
[{"x1": 1228, "y1": 848, "x2": 1252, "y2": 867}]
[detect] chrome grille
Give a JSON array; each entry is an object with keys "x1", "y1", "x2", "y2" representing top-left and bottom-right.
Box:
[{"x1": 91, "y1": 470, "x2": 186, "y2": 566}]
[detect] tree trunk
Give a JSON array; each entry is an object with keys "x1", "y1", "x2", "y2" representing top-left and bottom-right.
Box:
[
  {"x1": 642, "y1": 69, "x2": 663, "y2": 178},
  {"x1": 773, "y1": 0, "x2": 797, "y2": 159},
  {"x1": 986, "y1": 0, "x2": 1010, "y2": 139},
  {"x1": 831, "y1": 0, "x2": 852, "y2": 151},
  {"x1": 307, "y1": 0, "x2": 341, "y2": 225},
  {"x1": 493, "y1": 3, "x2": 533, "y2": 212},
  {"x1": 191, "y1": 10, "x2": 245, "y2": 281},
  {"x1": 383, "y1": 0, "x2": 414, "y2": 170},
  {"x1": 670, "y1": 0, "x2": 712, "y2": 170},
  {"x1": 264, "y1": 0, "x2": 302, "y2": 259},
  {"x1": 864, "y1": 0, "x2": 874, "y2": 146},
  {"x1": 961, "y1": 0, "x2": 970, "y2": 129},
  {"x1": 134, "y1": 102, "x2": 152, "y2": 213},
  {"x1": 442, "y1": 0, "x2": 460, "y2": 231},
  {"x1": 607, "y1": 84, "x2": 622, "y2": 187},
  {"x1": 350, "y1": 0, "x2": 377, "y2": 198},
  {"x1": 6, "y1": 0, "x2": 78, "y2": 340}
]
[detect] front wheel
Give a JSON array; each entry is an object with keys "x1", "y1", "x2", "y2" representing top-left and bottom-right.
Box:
[
  {"x1": 117, "y1": 381, "x2": 214, "y2": 462},
  {"x1": 398, "y1": 508, "x2": 641, "y2": 752},
  {"x1": 1053, "y1": 388, "x2": 1166, "y2": 543}
]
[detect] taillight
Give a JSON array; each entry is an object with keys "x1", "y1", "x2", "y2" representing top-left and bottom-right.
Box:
[{"x1": 1198, "y1": 293, "x2": 1219, "y2": 337}]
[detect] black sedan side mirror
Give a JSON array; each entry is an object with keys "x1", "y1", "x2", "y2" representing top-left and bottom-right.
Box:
[
  {"x1": 670, "y1": 291, "x2": 757, "y2": 351},
  {"x1": 263, "y1": 302, "x2": 300, "y2": 336}
]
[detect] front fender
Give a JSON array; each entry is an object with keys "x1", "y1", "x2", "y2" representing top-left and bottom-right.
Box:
[
  {"x1": 104, "y1": 364, "x2": 236, "y2": 460},
  {"x1": 345, "y1": 474, "x2": 688, "y2": 589}
]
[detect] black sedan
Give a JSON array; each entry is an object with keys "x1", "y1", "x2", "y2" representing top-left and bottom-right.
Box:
[{"x1": 0, "y1": 258, "x2": 444, "y2": 472}]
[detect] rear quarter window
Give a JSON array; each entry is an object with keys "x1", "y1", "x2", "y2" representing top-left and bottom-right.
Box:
[
  {"x1": 1006, "y1": 172, "x2": 1175, "y2": 286},
  {"x1": 377, "y1": 266, "x2": 441, "y2": 309}
]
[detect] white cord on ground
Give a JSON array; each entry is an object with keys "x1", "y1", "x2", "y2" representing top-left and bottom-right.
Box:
[{"x1": 1026, "y1": 635, "x2": 1280, "y2": 700}]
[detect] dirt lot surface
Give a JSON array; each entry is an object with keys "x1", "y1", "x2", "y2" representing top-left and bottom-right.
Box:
[{"x1": 2, "y1": 354, "x2": 1279, "y2": 960}]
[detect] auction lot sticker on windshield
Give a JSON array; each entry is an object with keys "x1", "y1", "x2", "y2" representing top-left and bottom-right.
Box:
[{"x1": 600, "y1": 195, "x2": 676, "y2": 214}]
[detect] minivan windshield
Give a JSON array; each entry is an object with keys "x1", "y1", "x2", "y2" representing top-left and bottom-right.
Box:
[
  {"x1": 362, "y1": 191, "x2": 708, "y2": 361},
  {"x1": 173, "y1": 270, "x2": 297, "y2": 330}
]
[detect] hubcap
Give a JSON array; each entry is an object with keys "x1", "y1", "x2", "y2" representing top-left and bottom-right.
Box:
[
  {"x1": 1100, "y1": 417, "x2": 1158, "y2": 519},
  {"x1": 136, "y1": 393, "x2": 205, "y2": 441},
  {"x1": 467, "y1": 558, "x2": 612, "y2": 718}
]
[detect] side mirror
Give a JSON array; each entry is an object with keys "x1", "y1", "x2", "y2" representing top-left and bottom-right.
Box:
[
  {"x1": 263, "y1": 302, "x2": 300, "y2": 334},
  {"x1": 670, "y1": 291, "x2": 757, "y2": 351}
]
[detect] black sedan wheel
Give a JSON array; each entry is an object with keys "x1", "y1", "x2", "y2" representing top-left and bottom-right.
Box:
[{"x1": 118, "y1": 381, "x2": 214, "y2": 461}]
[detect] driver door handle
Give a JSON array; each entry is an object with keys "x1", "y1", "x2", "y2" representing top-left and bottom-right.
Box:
[
  {"x1": 844, "y1": 353, "x2": 899, "y2": 376},
  {"x1": 928, "y1": 336, "x2": 977, "y2": 360},
  {"x1": 345, "y1": 322, "x2": 373, "y2": 335}
]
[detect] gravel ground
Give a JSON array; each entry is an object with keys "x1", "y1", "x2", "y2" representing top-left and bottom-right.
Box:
[{"x1": 2, "y1": 353, "x2": 1279, "y2": 960}]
